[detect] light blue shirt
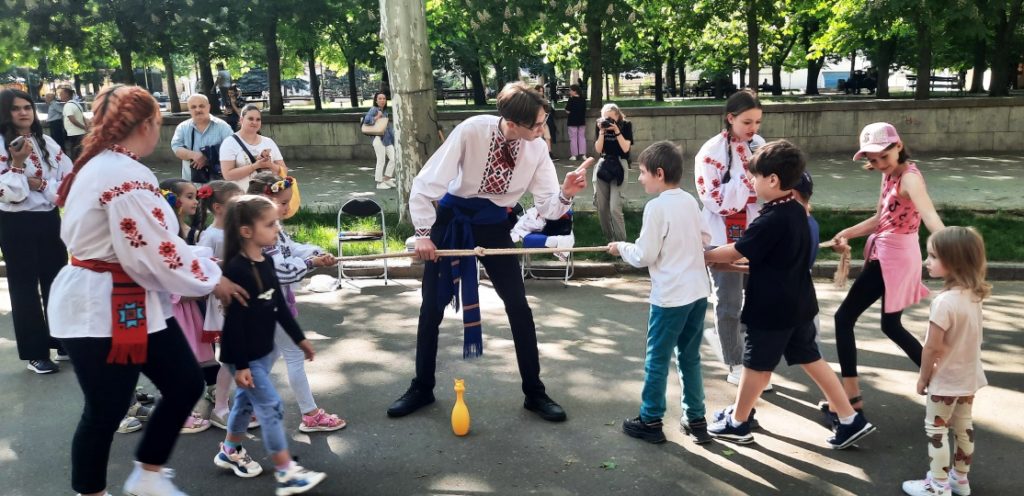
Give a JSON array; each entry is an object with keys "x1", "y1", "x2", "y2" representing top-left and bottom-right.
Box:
[
  {"x1": 170, "y1": 116, "x2": 233, "y2": 155},
  {"x1": 362, "y1": 107, "x2": 394, "y2": 146}
]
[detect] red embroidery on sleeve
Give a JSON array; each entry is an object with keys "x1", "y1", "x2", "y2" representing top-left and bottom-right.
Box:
[
  {"x1": 120, "y1": 218, "x2": 147, "y2": 248},
  {"x1": 190, "y1": 260, "x2": 209, "y2": 282},
  {"x1": 158, "y1": 241, "x2": 183, "y2": 270},
  {"x1": 152, "y1": 208, "x2": 167, "y2": 230}
]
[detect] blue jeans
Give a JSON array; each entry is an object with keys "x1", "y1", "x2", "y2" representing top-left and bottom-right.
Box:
[
  {"x1": 640, "y1": 299, "x2": 708, "y2": 423},
  {"x1": 227, "y1": 353, "x2": 288, "y2": 455}
]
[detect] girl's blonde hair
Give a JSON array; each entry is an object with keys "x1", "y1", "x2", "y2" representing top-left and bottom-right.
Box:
[
  {"x1": 928, "y1": 226, "x2": 991, "y2": 300},
  {"x1": 601, "y1": 103, "x2": 625, "y2": 120}
]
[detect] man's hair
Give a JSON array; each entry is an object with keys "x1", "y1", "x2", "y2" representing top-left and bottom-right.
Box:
[
  {"x1": 59, "y1": 87, "x2": 74, "y2": 99},
  {"x1": 637, "y1": 141, "x2": 684, "y2": 185},
  {"x1": 748, "y1": 139, "x2": 806, "y2": 189},
  {"x1": 496, "y1": 82, "x2": 547, "y2": 127},
  {"x1": 569, "y1": 84, "x2": 581, "y2": 95}
]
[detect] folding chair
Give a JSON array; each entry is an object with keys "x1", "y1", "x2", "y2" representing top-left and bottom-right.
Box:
[
  {"x1": 337, "y1": 198, "x2": 391, "y2": 283},
  {"x1": 520, "y1": 210, "x2": 575, "y2": 285}
]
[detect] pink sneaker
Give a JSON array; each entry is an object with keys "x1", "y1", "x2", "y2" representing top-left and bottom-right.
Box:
[
  {"x1": 299, "y1": 408, "x2": 346, "y2": 433},
  {"x1": 180, "y1": 411, "x2": 211, "y2": 434}
]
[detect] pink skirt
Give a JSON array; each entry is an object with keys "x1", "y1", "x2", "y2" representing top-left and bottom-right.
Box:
[
  {"x1": 172, "y1": 297, "x2": 215, "y2": 363},
  {"x1": 865, "y1": 232, "x2": 930, "y2": 313}
]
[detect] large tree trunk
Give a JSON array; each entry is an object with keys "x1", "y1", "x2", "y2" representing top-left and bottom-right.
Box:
[
  {"x1": 875, "y1": 38, "x2": 894, "y2": 98},
  {"x1": 197, "y1": 50, "x2": 216, "y2": 108},
  {"x1": 347, "y1": 56, "x2": 359, "y2": 108},
  {"x1": 739, "y1": 68, "x2": 745, "y2": 89},
  {"x1": 380, "y1": 0, "x2": 442, "y2": 223},
  {"x1": 381, "y1": 65, "x2": 391, "y2": 96},
  {"x1": 746, "y1": 0, "x2": 759, "y2": 89},
  {"x1": 116, "y1": 46, "x2": 134, "y2": 85},
  {"x1": 969, "y1": 39, "x2": 986, "y2": 93},
  {"x1": 161, "y1": 47, "x2": 181, "y2": 113},
  {"x1": 264, "y1": 17, "x2": 284, "y2": 115},
  {"x1": 666, "y1": 55, "x2": 676, "y2": 97},
  {"x1": 771, "y1": 64, "x2": 782, "y2": 95},
  {"x1": 586, "y1": 1, "x2": 604, "y2": 108},
  {"x1": 914, "y1": 15, "x2": 932, "y2": 100},
  {"x1": 805, "y1": 57, "x2": 824, "y2": 95},
  {"x1": 469, "y1": 67, "x2": 486, "y2": 105},
  {"x1": 678, "y1": 58, "x2": 686, "y2": 93},
  {"x1": 989, "y1": 0, "x2": 1024, "y2": 96},
  {"x1": 307, "y1": 51, "x2": 322, "y2": 111}
]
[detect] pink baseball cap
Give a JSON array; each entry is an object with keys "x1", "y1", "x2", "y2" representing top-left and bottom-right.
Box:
[{"x1": 853, "y1": 122, "x2": 902, "y2": 160}]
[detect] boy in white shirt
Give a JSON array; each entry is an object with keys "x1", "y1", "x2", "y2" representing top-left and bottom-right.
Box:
[{"x1": 608, "y1": 141, "x2": 713, "y2": 444}]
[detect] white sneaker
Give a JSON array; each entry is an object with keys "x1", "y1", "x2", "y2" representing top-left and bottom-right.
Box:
[
  {"x1": 376, "y1": 181, "x2": 393, "y2": 190},
  {"x1": 275, "y1": 463, "x2": 326, "y2": 495},
  {"x1": 123, "y1": 462, "x2": 188, "y2": 496},
  {"x1": 384, "y1": 178, "x2": 397, "y2": 188},
  {"x1": 947, "y1": 470, "x2": 971, "y2": 495},
  {"x1": 725, "y1": 365, "x2": 773, "y2": 392},
  {"x1": 118, "y1": 416, "x2": 143, "y2": 434},
  {"x1": 569, "y1": 155, "x2": 577, "y2": 161},
  {"x1": 902, "y1": 473, "x2": 950, "y2": 496},
  {"x1": 214, "y1": 444, "x2": 263, "y2": 478}
]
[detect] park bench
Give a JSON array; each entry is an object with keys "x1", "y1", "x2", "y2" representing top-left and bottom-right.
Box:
[
  {"x1": 438, "y1": 88, "x2": 475, "y2": 102},
  {"x1": 907, "y1": 75, "x2": 964, "y2": 93}
]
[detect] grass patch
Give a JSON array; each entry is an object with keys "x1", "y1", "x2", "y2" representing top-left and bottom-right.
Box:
[{"x1": 284, "y1": 207, "x2": 1024, "y2": 262}]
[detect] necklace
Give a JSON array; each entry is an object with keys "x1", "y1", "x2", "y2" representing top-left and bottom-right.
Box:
[{"x1": 108, "y1": 143, "x2": 140, "y2": 161}]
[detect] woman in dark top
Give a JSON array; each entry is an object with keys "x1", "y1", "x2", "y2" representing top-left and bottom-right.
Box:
[
  {"x1": 564, "y1": 84, "x2": 587, "y2": 160},
  {"x1": 592, "y1": 103, "x2": 633, "y2": 242},
  {"x1": 221, "y1": 85, "x2": 245, "y2": 131}
]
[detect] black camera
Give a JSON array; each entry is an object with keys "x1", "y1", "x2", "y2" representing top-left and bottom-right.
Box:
[{"x1": 598, "y1": 118, "x2": 614, "y2": 129}]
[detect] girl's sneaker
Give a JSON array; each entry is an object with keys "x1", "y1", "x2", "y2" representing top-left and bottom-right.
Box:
[
  {"x1": 902, "y1": 473, "x2": 951, "y2": 496},
  {"x1": 214, "y1": 443, "x2": 263, "y2": 478},
  {"x1": 180, "y1": 412, "x2": 211, "y2": 434},
  {"x1": 127, "y1": 402, "x2": 153, "y2": 422},
  {"x1": 117, "y1": 416, "x2": 143, "y2": 434},
  {"x1": 299, "y1": 408, "x2": 346, "y2": 432},
  {"x1": 123, "y1": 462, "x2": 187, "y2": 496},
  {"x1": 210, "y1": 411, "x2": 261, "y2": 430},
  {"x1": 276, "y1": 464, "x2": 326, "y2": 495},
  {"x1": 947, "y1": 470, "x2": 971, "y2": 495}
]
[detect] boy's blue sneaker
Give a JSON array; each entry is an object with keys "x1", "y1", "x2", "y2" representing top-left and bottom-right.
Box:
[
  {"x1": 622, "y1": 416, "x2": 666, "y2": 444},
  {"x1": 275, "y1": 463, "x2": 326, "y2": 495},
  {"x1": 708, "y1": 409, "x2": 754, "y2": 444},
  {"x1": 711, "y1": 405, "x2": 760, "y2": 430},
  {"x1": 827, "y1": 412, "x2": 876, "y2": 449}
]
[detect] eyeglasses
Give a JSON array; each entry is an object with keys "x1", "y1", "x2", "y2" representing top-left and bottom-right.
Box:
[{"x1": 518, "y1": 112, "x2": 549, "y2": 131}]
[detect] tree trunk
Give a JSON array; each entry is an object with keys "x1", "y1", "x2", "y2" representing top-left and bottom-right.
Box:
[
  {"x1": 73, "y1": 74, "x2": 82, "y2": 97},
  {"x1": 264, "y1": 17, "x2": 284, "y2": 114},
  {"x1": 161, "y1": 47, "x2": 181, "y2": 113},
  {"x1": 116, "y1": 46, "x2": 134, "y2": 85},
  {"x1": 678, "y1": 58, "x2": 686, "y2": 93},
  {"x1": 739, "y1": 68, "x2": 745, "y2": 90},
  {"x1": 308, "y1": 51, "x2": 322, "y2": 111},
  {"x1": 771, "y1": 64, "x2": 782, "y2": 95},
  {"x1": 586, "y1": 0, "x2": 604, "y2": 108},
  {"x1": 989, "y1": 0, "x2": 1023, "y2": 96},
  {"x1": 849, "y1": 51, "x2": 856, "y2": 78},
  {"x1": 347, "y1": 56, "x2": 359, "y2": 108},
  {"x1": 470, "y1": 67, "x2": 486, "y2": 105},
  {"x1": 875, "y1": 38, "x2": 894, "y2": 98},
  {"x1": 381, "y1": 65, "x2": 391, "y2": 96},
  {"x1": 914, "y1": 15, "x2": 932, "y2": 100},
  {"x1": 380, "y1": 0, "x2": 442, "y2": 223},
  {"x1": 493, "y1": 62, "x2": 505, "y2": 91},
  {"x1": 746, "y1": 0, "x2": 759, "y2": 89},
  {"x1": 805, "y1": 57, "x2": 824, "y2": 95},
  {"x1": 969, "y1": 39, "x2": 986, "y2": 93},
  {"x1": 197, "y1": 50, "x2": 216, "y2": 109},
  {"x1": 666, "y1": 55, "x2": 676, "y2": 97}
]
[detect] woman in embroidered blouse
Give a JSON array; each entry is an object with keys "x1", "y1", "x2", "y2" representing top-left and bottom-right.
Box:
[
  {"x1": 47, "y1": 85, "x2": 247, "y2": 496},
  {"x1": 694, "y1": 90, "x2": 767, "y2": 388},
  {"x1": 363, "y1": 91, "x2": 396, "y2": 190},
  {"x1": 0, "y1": 89, "x2": 75, "y2": 375},
  {"x1": 219, "y1": 104, "x2": 284, "y2": 193}
]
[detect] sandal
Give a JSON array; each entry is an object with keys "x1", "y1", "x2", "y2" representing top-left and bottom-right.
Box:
[
  {"x1": 180, "y1": 411, "x2": 211, "y2": 434},
  {"x1": 299, "y1": 408, "x2": 346, "y2": 433},
  {"x1": 117, "y1": 416, "x2": 143, "y2": 434},
  {"x1": 127, "y1": 401, "x2": 153, "y2": 421},
  {"x1": 819, "y1": 396, "x2": 863, "y2": 431}
]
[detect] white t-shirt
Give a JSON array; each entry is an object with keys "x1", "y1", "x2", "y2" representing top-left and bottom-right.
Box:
[
  {"x1": 219, "y1": 134, "x2": 284, "y2": 193},
  {"x1": 927, "y1": 288, "x2": 987, "y2": 396},
  {"x1": 63, "y1": 101, "x2": 87, "y2": 136}
]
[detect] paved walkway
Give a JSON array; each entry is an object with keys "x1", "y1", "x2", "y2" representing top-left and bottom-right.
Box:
[
  {"x1": 2, "y1": 277, "x2": 1021, "y2": 495},
  {"x1": 151, "y1": 152, "x2": 1024, "y2": 213}
]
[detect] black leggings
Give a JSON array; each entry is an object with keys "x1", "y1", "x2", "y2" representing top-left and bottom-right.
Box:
[
  {"x1": 61, "y1": 319, "x2": 203, "y2": 494},
  {"x1": 834, "y1": 260, "x2": 923, "y2": 378}
]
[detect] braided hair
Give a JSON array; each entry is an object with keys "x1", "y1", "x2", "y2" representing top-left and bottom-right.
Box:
[
  {"x1": 57, "y1": 85, "x2": 160, "y2": 206},
  {"x1": 193, "y1": 180, "x2": 243, "y2": 234},
  {"x1": 0, "y1": 89, "x2": 52, "y2": 168}
]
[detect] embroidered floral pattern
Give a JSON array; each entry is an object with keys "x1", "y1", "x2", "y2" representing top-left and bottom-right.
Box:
[
  {"x1": 152, "y1": 207, "x2": 167, "y2": 230},
  {"x1": 158, "y1": 241, "x2": 183, "y2": 270},
  {"x1": 99, "y1": 181, "x2": 162, "y2": 206},
  {"x1": 119, "y1": 217, "x2": 147, "y2": 248},
  {"x1": 478, "y1": 131, "x2": 520, "y2": 195},
  {"x1": 190, "y1": 260, "x2": 208, "y2": 282}
]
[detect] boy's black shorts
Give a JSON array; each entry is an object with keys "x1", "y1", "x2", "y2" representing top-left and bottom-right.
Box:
[{"x1": 742, "y1": 320, "x2": 821, "y2": 372}]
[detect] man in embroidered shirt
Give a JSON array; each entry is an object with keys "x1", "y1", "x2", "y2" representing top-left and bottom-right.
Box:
[
  {"x1": 387, "y1": 82, "x2": 592, "y2": 422},
  {"x1": 170, "y1": 94, "x2": 233, "y2": 181}
]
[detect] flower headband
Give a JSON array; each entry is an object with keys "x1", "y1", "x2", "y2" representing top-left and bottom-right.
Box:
[
  {"x1": 160, "y1": 188, "x2": 177, "y2": 208},
  {"x1": 197, "y1": 184, "x2": 214, "y2": 200},
  {"x1": 264, "y1": 176, "x2": 295, "y2": 195}
]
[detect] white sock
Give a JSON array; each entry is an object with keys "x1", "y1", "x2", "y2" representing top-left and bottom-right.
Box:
[
  {"x1": 729, "y1": 413, "x2": 744, "y2": 427},
  {"x1": 839, "y1": 412, "x2": 857, "y2": 425}
]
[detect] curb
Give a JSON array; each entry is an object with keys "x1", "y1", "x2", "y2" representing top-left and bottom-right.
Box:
[{"x1": 4, "y1": 260, "x2": 1023, "y2": 281}]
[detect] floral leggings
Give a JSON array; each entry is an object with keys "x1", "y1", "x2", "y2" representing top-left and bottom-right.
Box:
[{"x1": 925, "y1": 394, "x2": 976, "y2": 480}]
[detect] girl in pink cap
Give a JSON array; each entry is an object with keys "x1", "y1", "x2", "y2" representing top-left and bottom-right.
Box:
[{"x1": 825, "y1": 122, "x2": 945, "y2": 420}]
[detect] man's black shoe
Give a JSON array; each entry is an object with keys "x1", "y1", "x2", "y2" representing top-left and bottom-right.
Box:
[
  {"x1": 387, "y1": 385, "x2": 435, "y2": 417},
  {"x1": 623, "y1": 416, "x2": 666, "y2": 443},
  {"x1": 524, "y1": 394, "x2": 567, "y2": 422}
]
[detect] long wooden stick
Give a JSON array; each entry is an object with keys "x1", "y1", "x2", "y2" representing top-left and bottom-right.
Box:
[{"x1": 337, "y1": 246, "x2": 610, "y2": 262}]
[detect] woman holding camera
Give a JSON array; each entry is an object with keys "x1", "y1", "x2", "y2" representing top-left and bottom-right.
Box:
[
  {"x1": 593, "y1": 103, "x2": 633, "y2": 242},
  {"x1": 694, "y1": 89, "x2": 768, "y2": 388},
  {"x1": 220, "y1": 104, "x2": 285, "y2": 193},
  {"x1": 0, "y1": 89, "x2": 74, "y2": 374},
  {"x1": 221, "y1": 85, "x2": 245, "y2": 131}
]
